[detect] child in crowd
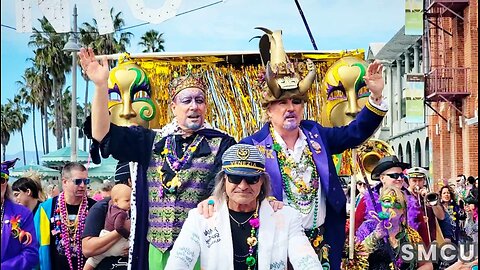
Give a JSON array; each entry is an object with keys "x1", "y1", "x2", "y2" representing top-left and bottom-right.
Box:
[{"x1": 84, "y1": 184, "x2": 132, "y2": 270}]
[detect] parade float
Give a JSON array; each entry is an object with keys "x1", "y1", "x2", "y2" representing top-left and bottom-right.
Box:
[
  {"x1": 103, "y1": 48, "x2": 396, "y2": 268},
  {"x1": 103, "y1": 49, "x2": 394, "y2": 177}
]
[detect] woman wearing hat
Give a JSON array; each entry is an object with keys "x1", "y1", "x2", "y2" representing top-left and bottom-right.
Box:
[
  {"x1": 166, "y1": 144, "x2": 321, "y2": 270},
  {"x1": 1, "y1": 159, "x2": 39, "y2": 269},
  {"x1": 355, "y1": 186, "x2": 433, "y2": 270},
  {"x1": 354, "y1": 156, "x2": 430, "y2": 246}
]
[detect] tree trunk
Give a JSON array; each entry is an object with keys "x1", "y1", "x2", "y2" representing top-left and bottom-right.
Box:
[
  {"x1": 40, "y1": 105, "x2": 45, "y2": 155},
  {"x1": 83, "y1": 78, "x2": 89, "y2": 151},
  {"x1": 20, "y1": 128, "x2": 26, "y2": 165},
  {"x1": 63, "y1": 128, "x2": 67, "y2": 148},
  {"x1": 32, "y1": 105, "x2": 40, "y2": 164},
  {"x1": 53, "y1": 79, "x2": 62, "y2": 149},
  {"x1": 44, "y1": 100, "x2": 50, "y2": 154}
]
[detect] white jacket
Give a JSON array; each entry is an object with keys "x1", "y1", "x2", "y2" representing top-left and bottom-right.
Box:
[{"x1": 165, "y1": 199, "x2": 321, "y2": 270}]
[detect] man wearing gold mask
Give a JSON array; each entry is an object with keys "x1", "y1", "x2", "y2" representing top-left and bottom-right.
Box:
[
  {"x1": 242, "y1": 28, "x2": 388, "y2": 270},
  {"x1": 79, "y1": 47, "x2": 236, "y2": 270}
]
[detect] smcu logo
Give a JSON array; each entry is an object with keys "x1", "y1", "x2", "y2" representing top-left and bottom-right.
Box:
[{"x1": 400, "y1": 242, "x2": 478, "y2": 263}]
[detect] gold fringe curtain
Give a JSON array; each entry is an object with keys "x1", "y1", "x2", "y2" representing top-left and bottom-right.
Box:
[{"x1": 132, "y1": 50, "x2": 364, "y2": 141}]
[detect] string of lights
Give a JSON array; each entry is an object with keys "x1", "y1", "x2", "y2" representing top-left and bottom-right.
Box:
[{"x1": 1, "y1": 0, "x2": 223, "y2": 34}]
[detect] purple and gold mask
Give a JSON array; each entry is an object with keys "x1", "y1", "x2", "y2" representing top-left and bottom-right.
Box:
[
  {"x1": 321, "y1": 57, "x2": 370, "y2": 127},
  {"x1": 108, "y1": 56, "x2": 156, "y2": 128}
]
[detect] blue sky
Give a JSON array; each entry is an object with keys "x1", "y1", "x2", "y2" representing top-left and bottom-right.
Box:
[{"x1": 1, "y1": 0, "x2": 405, "y2": 159}]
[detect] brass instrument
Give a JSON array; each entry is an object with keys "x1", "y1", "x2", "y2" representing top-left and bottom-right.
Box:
[
  {"x1": 355, "y1": 138, "x2": 395, "y2": 180},
  {"x1": 425, "y1": 192, "x2": 439, "y2": 206}
]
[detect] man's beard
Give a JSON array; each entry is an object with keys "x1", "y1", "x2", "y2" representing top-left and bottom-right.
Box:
[
  {"x1": 186, "y1": 122, "x2": 202, "y2": 130},
  {"x1": 283, "y1": 112, "x2": 298, "y2": 130},
  {"x1": 283, "y1": 122, "x2": 298, "y2": 131}
]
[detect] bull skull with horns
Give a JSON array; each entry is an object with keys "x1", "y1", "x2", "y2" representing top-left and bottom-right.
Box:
[{"x1": 255, "y1": 27, "x2": 316, "y2": 100}]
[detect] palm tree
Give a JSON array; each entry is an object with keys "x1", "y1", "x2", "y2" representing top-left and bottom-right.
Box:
[
  {"x1": 10, "y1": 96, "x2": 30, "y2": 165},
  {"x1": 29, "y1": 17, "x2": 72, "y2": 150},
  {"x1": 16, "y1": 69, "x2": 41, "y2": 164},
  {"x1": 48, "y1": 87, "x2": 84, "y2": 147},
  {"x1": 80, "y1": 7, "x2": 134, "y2": 61},
  {"x1": 78, "y1": 8, "x2": 133, "y2": 150},
  {"x1": 138, "y1": 30, "x2": 165, "y2": 52},
  {"x1": 1, "y1": 103, "x2": 15, "y2": 161}
]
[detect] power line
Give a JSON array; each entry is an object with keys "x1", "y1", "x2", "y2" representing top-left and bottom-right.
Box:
[{"x1": 1, "y1": 1, "x2": 224, "y2": 33}]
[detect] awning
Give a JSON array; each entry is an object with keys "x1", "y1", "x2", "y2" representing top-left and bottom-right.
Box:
[{"x1": 10, "y1": 164, "x2": 61, "y2": 178}]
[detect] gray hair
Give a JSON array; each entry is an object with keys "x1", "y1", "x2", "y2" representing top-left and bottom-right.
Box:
[{"x1": 211, "y1": 171, "x2": 272, "y2": 204}]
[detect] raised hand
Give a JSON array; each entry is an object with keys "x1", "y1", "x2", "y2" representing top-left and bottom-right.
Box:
[
  {"x1": 78, "y1": 47, "x2": 109, "y2": 88},
  {"x1": 364, "y1": 60, "x2": 385, "y2": 98}
]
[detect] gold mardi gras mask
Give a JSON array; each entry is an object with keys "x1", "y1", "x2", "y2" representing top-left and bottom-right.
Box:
[
  {"x1": 108, "y1": 55, "x2": 156, "y2": 128},
  {"x1": 321, "y1": 57, "x2": 370, "y2": 127}
]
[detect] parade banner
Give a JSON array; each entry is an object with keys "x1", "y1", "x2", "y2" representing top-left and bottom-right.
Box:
[
  {"x1": 405, "y1": 0, "x2": 423, "y2": 35},
  {"x1": 405, "y1": 73, "x2": 425, "y2": 123}
]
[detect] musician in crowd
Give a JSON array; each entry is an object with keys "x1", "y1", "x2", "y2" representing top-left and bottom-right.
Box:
[
  {"x1": 406, "y1": 167, "x2": 454, "y2": 242},
  {"x1": 354, "y1": 156, "x2": 431, "y2": 246}
]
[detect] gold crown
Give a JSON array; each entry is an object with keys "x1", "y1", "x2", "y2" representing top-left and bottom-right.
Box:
[{"x1": 168, "y1": 72, "x2": 207, "y2": 98}]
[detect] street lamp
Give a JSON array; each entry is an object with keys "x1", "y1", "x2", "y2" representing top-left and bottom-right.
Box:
[{"x1": 63, "y1": 4, "x2": 80, "y2": 162}]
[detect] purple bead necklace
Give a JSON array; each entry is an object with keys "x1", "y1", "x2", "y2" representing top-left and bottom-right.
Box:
[{"x1": 57, "y1": 192, "x2": 88, "y2": 270}]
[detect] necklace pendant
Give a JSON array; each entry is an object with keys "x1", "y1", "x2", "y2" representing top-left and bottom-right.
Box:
[
  {"x1": 166, "y1": 175, "x2": 182, "y2": 191},
  {"x1": 310, "y1": 141, "x2": 322, "y2": 154}
]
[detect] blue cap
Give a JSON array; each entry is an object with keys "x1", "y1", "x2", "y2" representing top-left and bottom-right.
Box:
[{"x1": 222, "y1": 144, "x2": 265, "y2": 176}]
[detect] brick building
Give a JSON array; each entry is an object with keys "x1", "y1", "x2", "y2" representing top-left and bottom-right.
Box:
[{"x1": 425, "y1": 0, "x2": 478, "y2": 187}]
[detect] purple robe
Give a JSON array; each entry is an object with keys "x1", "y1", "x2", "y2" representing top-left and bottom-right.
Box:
[{"x1": 1, "y1": 199, "x2": 39, "y2": 270}]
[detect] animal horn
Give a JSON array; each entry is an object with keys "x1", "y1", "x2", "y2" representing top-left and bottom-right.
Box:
[
  {"x1": 254, "y1": 27, "x2": 273, "y2": 34},
  {"x1": 265, "y1": 62, "x2": 282, "y2": 98},
  {"x1": 298, "y1": 69, "x2": 316, "y2": 94},
  {"x1": 249, "y1": 36, "x2": 262, "y2": 42}
]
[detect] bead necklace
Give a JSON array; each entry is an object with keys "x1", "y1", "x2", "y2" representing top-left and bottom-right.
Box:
[
  {"x1": 229, "y1": 212, "x2": 254, "y2": 228},
  {"x1": 245, "y1": 202, "x2": 260, "y2": 270},
  {"x1": 269, "y1": 125, "x2": 322, "y2": 246},
  {"x1": 269, "y1": 125, "x2": 319, "y2": 215},
  {"x1": 162, "y1": 134, "x2": 204, "y2": 193},
  {"x1": 57, "y1": 192, "x2": 88, "y2": 270}
]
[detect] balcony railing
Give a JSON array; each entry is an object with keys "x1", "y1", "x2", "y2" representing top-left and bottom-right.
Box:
[
  {"x1": 425, "y1": 67, "x2": 470, "y2": 101},
  {"x1": 426, "y1": 0, "x2": 469, "y2": 17}
]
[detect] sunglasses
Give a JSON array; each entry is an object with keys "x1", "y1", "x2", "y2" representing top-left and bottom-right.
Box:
[
  {"x1": 227, "y1": 174, "x2": 261, "y2": 185},
  {"x1": 72, "y1": 178, "x2": 91, "y2": 185},
  {"x1": 382, "y1": 173, "x2": 407, "y2": 180}
]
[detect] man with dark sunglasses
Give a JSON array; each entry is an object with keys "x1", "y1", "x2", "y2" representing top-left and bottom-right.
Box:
[
  {"x1": 167, "y1": 144, "x2": 321, "y2": 269},
  {"x1": 353, "y1": 155, "x2": 431, "y2": 247},
  {"x1": 34, "y1": 162, "x2": 96, "y2": 270}
]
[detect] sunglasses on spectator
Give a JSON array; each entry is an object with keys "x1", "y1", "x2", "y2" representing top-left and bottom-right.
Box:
[
  {"x1": 227, "y1": 174, "x2": 261, "y2": 185},
  {"x1": 72, "y1": 178, "x2": 91, "y2": 185},
  {"x1": 382, "y1": 173, "x2": 407, "y2": 180}
]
